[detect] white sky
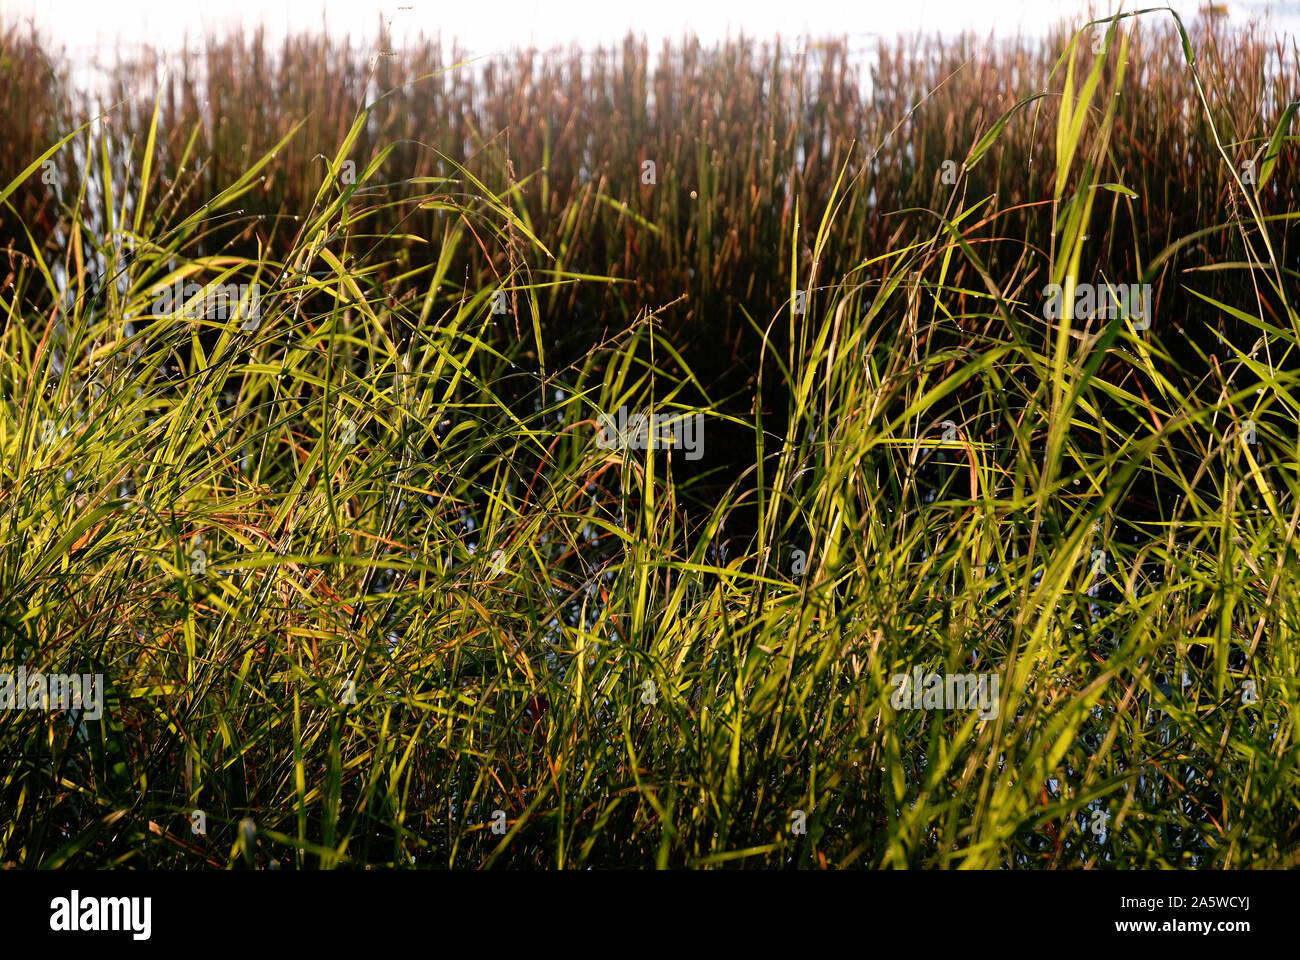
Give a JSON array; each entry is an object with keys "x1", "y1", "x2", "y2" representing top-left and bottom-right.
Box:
[{"x1": 3, "y1": 0, "x2": 1298, "y2": 59}]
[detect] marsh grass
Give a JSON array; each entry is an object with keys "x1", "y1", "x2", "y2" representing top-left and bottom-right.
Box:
[{"x1": 0, "y1": 10, "x2": 1298, "y2": 867}]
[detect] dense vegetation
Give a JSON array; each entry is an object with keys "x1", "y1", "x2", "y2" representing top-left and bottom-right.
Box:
[{"x1": 1, "y1": 9, "x2": 1298, "y2": 867}]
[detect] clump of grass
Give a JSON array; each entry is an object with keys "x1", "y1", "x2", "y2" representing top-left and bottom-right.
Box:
[{"x1": 0, "y1": 9, "x2": 1298, "y2": 868}]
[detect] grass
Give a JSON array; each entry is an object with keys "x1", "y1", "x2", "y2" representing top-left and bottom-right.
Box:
[{"x1": 0, "y1": 9, "x2": 1298, "y2": 868}]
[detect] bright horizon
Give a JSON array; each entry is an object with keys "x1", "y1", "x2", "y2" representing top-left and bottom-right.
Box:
[{"x1": 4, "y1": 0, "x2": 1299, "y2": 60}]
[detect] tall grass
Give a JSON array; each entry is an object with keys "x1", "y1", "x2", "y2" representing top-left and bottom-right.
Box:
[{"x1": 0, "y1": 10, "x2": 1298, "y2": 868}]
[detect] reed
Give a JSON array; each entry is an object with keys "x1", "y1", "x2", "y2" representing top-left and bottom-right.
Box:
[{"x1": 0, "y1": 9, "x2": 1297, "y2": 868}]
